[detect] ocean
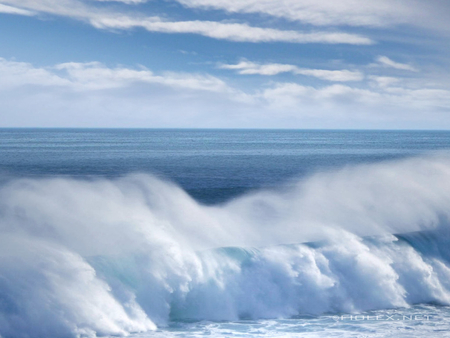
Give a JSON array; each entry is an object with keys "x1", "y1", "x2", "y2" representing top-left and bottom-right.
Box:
[{"x1": 0, "y1": 129, "x2": 450, "y2": 337}]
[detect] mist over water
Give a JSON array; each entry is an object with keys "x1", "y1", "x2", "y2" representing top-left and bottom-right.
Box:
[{"x1": 1, "y1": 153, "x2": 450, "y2": 337}]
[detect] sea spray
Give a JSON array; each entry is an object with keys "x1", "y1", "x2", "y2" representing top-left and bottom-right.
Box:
[{"x1": 1, "y1": 155, "x2": 450, "y2": 337}]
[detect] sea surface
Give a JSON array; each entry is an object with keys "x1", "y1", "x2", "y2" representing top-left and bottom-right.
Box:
[
  {"x1": 3, "y1": 129, "x2": 450, "y2": 203},
  {"x1": 1, "y1": 129, "x2": 450, "y2": 338}
]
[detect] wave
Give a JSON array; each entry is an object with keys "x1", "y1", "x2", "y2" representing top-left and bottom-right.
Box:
[{"x1": 1, "y1": 155, "x2": 450, "y2": 337}]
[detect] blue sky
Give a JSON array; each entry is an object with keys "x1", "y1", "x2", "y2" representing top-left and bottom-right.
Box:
[{"x1": 0, "y1": 0, "x2": 449, "y2": 128}]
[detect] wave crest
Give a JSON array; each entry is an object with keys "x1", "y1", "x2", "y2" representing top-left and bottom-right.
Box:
[{"x1": 1, "y1": 155, "x2": 450, "y2": 337}]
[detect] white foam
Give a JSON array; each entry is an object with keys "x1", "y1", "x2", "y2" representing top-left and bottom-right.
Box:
[{"x1": 1, "y1": 155, "x2": 450, "y2": 337}]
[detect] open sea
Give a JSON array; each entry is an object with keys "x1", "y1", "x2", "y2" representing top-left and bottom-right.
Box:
[{"x1": 1, "y1": 129, "x2": 450, "y2": 338}]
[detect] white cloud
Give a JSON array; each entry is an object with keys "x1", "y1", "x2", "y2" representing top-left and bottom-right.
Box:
[
  {"x1": 369, "y1": 76, "x2": 400, "y2": 88},
  {"x1": 260, "y1": 81, "x2": 450, "y2": 120},
  {"x1": 0, "y1": 3, "x2": 34, "y2": 15},
  {"x1": 0, "y1": 57, "x2": 254, "y2": 127},
  {"x1": 261, "y1": 83, "x2": 381, "y2": 110},
  {"x1": 0, "y1": 58, "x2": 233, "y2": 93},
  {"x1": 0, "y1": 58, "x2": 70, "y2": 88},
  {"x1": 173, "y1": 0, "x2": 409, "y2": 27},
  {"x1": 86, "y1": 13, "x2": 374, "y2": 45},
  {"x1": 91, "y1": 17, "x2": 373, "y2": 44},
  {"x1": 0, "y1": 0, "x2": 93, "y2": 19},
  {"x1": 0, "y1": 0, "x2": 373, "y2": 44},
  {"x1": 298, "y1": 69, "x2": 364, "y2": 82},
  {"x1": 220, "y1": 60, "x2": 364, "y2": 81},
  {"x1": 6, "y1": 0, "x2": 446, "y2": 34},
  {"x1": 174, "y1": 0, "x2": 450, "y2": 31},
  {"x1": 376, "y1": 56, "x2": 418, "y2": 72},
  {"x1": 1, "y1": 57, "x2": 450, "y2": 129},
  {"x1": 55, "y1": 62, "x2": 232, "y2": 92},
  {"x1": 221, "y1": 61, "x2": 297, "y2": 75},
  {"x1": 95, "y1": 0, "x2": 147, "y2": 3}
]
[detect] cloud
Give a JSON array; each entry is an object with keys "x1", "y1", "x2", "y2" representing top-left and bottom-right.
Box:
[
  {"x1": 0, "y1": 57, "x2": 254, "y2": 128},
  {"x1": 173, "y1": 0, "x2": 450, "y2": 31},
  {"x1": 1, "y1": 56, "x2": 450, "y2": 129},
  {"x1": 95, "y1": 0, "x2": 147, "y2": 3},
  {"x1": 0, "y1": 58, "x2": 70, "y2": 88},
  {"x1": 260, "y1": 82, "x2": 450, "y2": 120},
  {"x1": 54, "y1": 62, "x2": 232, "y2": 92},
  {"x1": 0, "y1": 0, "x2": 373, "y2": 44},
  {"x1": 0, "y1": 58, "x2": 232, "y2": 93},
  {"x1": 7, "y1": 0, "x2": 447, "y2": 34},
  {"x1": 369, "y1": 76, "x2": 400, "y2": 88},
  {"x1": 261, "y1": 83, "x2": 381, "y2": 111},
  {"x1": 0, "y1": 0, "x2": 94, "y2": 19},
  {"x1": 0, "y1": 3, "x2": 34, "y2": 15},
  {"x1": 376, "y1": 56, "x2": 418, "y2": 72},
  {"x1": 91, "y1": 17, "x2": 373, "y2": 44},
  {"x1": 298, "y1": 69, "x2": 364, "y2": 82},
  {"x1": 220, "y1": 60, "x2": 364, "y2": 81}
]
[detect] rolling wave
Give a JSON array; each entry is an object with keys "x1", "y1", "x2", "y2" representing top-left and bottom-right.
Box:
[{"x1": 1, "y1": 155, "x2": 450, "y2": 337}]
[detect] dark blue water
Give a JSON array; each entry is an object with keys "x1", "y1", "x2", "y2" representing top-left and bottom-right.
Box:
[{"x1": 2, "y1": 129, "x2": 450, "y2": 203}]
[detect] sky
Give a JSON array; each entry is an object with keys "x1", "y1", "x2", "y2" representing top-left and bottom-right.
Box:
[{"x1": 0, "y1": 0, "x2": 450, "y2": 128}]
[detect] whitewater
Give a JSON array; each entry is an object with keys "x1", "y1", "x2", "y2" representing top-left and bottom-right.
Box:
[{"x1": 1, "y1": 153, "x2": 450, "y2": 337}]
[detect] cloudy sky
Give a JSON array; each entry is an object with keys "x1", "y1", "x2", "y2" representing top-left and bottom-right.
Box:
[{"x1": 1, "y1": 0, "x2": 450, "y2": 128}]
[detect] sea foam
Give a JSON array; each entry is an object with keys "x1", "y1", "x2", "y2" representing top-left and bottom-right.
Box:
[{"x1": 1, "y1": 155, "x2": 450, "y2": 337}]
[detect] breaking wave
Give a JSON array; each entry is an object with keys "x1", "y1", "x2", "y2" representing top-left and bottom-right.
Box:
[{"x1": 1, "y1": 155, "x2": 450, "y2": 337}]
